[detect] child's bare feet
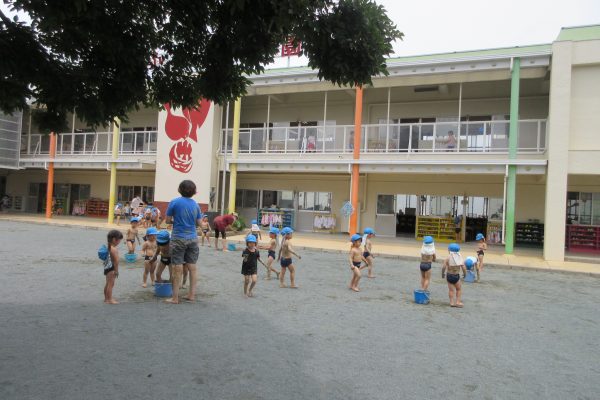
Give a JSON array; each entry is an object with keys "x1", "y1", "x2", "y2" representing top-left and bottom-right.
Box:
[
  {"x1": 183, "y1": 296, "x2": 195, "y2": 303},
  {"x1": 108, "y1": 299, "x2": 119, "y2": 304},
  {"x1": 164, "y1": 298, "x2": 179, "y2": 304},
  {"x1": 142, "y1": 283, "x2": 147, "y2": 288},
  {"x1": 275, "y1": 271, "x2": 280, "y2": 279},
  {"x1": 280, "y1": 283, "x2": 287, "y2": 288},
  {"x1": 351, "y1": 287, "x2": 360, "y2": 292},
  {"x1": 456, "y1": 303, "x2": 464, "y2": 308},
  {"x1": 290, "y1": 285, "x2": 298, "y2": 289},
  {"x1": 368, "y1": 275, "x2": 375, "y2": 278},
  {"x1": 247, "y1": 291, "x2": 253, "y2": 297}
]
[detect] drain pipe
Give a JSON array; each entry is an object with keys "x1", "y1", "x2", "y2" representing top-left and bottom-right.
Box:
[{"x1": 502, "y1": 164, "x2": 508, "y2": 244}]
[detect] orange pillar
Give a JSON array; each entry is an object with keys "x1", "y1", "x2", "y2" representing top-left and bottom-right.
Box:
[
  {"x1": 45, "y1": 132, "x2": 57, "y2": 218},
  {"x1": 349, "y1": 86, "x2": 363, "y2": 234}
]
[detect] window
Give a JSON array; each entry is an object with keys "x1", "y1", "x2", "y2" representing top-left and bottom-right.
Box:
[
  {"x1": 279, "y1": 190, "x2": 294, "y2": 209},
  {"x1": 118, "y1": 185, "x2": 154, "y2": 203},
  {"x1": 299, "y1": 192, "x2": 332, "y2": 212},
  {"x1": 377, "y1": 194, "x2": 395, "y2": 215},
  {"x1": 235, "y1": 189, "x2": 259, "y2": 209}
]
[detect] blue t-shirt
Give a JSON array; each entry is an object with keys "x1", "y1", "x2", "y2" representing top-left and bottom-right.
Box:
[{"x1": 166, "y1": 197, "x2": 202, "y2": 240}]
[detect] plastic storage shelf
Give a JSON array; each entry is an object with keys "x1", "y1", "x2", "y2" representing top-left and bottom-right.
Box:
[{"x1": 515, "y1": 222, "x2": 544, "y2": 248}]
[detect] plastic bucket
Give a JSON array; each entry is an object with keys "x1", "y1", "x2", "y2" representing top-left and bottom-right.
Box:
[
  {"x1": 154, "y1": 282, "x2": 173, "y2": 297},
  {"x1": 227, "y1": 243, "x2": 237, "y2": 251},
  {"x1": 124, "y1": 253, "x2": 137, "y2": 263},
  {"x1": 414, "y1": 289, "x2": 430, "y2": 305},
  {"x1": 464, "y1": 270, "x2": 477, "y2": 283}
]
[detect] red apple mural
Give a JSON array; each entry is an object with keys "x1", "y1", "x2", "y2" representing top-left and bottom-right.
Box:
[{"x1": 164, "y1": 99, "x2": 211, "y2": 173}]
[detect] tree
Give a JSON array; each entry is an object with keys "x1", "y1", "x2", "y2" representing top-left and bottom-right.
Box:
[{"x1": 0, "y1": 0, "x2": 402, "y2": 131}]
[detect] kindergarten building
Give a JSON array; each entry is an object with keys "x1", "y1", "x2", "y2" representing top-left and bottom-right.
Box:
[{"x1": 1, "y1": 25, "x2": 600, "y2": 262}]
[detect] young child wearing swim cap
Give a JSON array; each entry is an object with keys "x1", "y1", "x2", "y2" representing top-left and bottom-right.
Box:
[
  {"x1": 361, "y1": 228, "x2": 376, "y2": 278},
  {"x1": 419, "y1": 236, "x2": 436, "y2": 291},
  {"x1": 349, "y1": 233, "x2": 367, "y2": 292},
  {"x1": 442, "y1": 243, "x2": 467, "y2": 308}
]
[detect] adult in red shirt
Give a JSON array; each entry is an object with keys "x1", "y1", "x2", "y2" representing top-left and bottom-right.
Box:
[{"x1": 213, "y1": 212, "x2": 238, "y2": 251}]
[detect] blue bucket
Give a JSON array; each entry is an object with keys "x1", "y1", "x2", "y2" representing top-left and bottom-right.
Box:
[
  {"x1": 227, "y1": 243, "x2": 237, "y2": 251},
  {"x1": 154, "y1": 282, "x2": 173, "y2": 297},
  {"x1": 414, "y1": 289, "x2": 430, "y2": 305},
  {"x1": 464, "y1": 270, "x2": 477, "y2": 283},
  {"x1": 124, "y1": 253, "x2": 137, "y2": 263}
]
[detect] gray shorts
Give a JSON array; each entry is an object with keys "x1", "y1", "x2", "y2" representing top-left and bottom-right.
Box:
[{"x1": 171, "y1": 238, "x2": 199, "y2": 265}]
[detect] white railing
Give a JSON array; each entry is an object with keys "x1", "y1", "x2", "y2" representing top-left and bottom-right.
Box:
[
  {"x1": 220, "y1": 119, "x2": 547, "y2": 155},
  {"x1": 22, "y1": 130, "x2": 158, "y2": 156}
]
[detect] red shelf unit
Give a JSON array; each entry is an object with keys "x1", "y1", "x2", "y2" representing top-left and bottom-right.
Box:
[{"x1": 566, "y1": 225, "x2": 600, "y2": 254}]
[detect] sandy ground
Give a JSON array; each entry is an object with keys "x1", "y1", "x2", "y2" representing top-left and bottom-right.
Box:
[{"x1": 1, "y1": 221, "x2": 599, "y2": 400}]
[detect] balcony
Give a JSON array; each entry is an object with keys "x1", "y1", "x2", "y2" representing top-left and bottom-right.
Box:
[
  {"x1": 21, "y1": 130, "x2": 158, "y2": 157},
  {"x1": 220, "y1": 119, "x2": 546, "y2": 155}
]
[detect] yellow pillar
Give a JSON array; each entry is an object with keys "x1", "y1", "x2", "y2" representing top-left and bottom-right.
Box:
[
  {"x1": 107, "y1": 118, "x2": 120, "y2": 224},
  {"x1": 227, "y1": 98, "x2": 241, "y2": 213}
]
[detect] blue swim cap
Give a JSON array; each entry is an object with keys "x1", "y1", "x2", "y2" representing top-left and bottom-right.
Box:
[
  {"x1": 448, "y1": 243, "x2": 460, "y2": 252},
  {"x1": 146, "y1": 227, "x2": 159, "y2": 236},
  {"x1": 97, "y1": 244, "x2": 109, "y2": 261},
  {"x1": 364, "y1": 227, "x2": 375, "y2": 235},
  {"x1": 476, "y1": 233, "x2": 485, "y2": 241},
  {"x1": 465, "y1": 257, "x2": 476, "y2": 270},
  {"x1": 246, "y1": 234, "x2": 257, "y2": 243},
  {"x1": 350, "y1": 233, "x2": 362, "y2": 242},
  {"x1": 423, "y1": 236, "x2": 434, "y2": 244},
  {"x1": 281, "y1": 227, "x2": 293, "y2": 235},
  {"x1": 157, "y1": 230, "x2": 170, "y2": 244},
  {"x1": 251, "y1": 219, "x2": 258, "y2": 225},
  {"x1": 131, "y1": 216, "x2": 141, "y2": 223},
  {"x1": 269, "y1": 227, "x2": 280, "y2": 235}
]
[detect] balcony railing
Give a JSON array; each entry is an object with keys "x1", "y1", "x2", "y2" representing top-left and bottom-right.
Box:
[
  {"x1": 220, "y1": 119, "x2": 547, "y2": 155},
  {"x1": 21, "y1": 130, "x2": 158, "y2": 156}
]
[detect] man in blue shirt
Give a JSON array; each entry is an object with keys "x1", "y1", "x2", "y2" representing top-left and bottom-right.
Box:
[{"x1": 165, "y1": 180, "x2": 202, "y2": 304}]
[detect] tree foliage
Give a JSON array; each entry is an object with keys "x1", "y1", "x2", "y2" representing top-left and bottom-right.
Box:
[{"x1": 0, "y1": 0, "x2": 402, "y2": 131}]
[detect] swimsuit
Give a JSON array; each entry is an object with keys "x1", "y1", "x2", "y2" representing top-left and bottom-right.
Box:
[
  {"x1": 268, "y1": 250, "x2": 276, "y2": 259},
  {"x1": 419, "y1": 262, "x2": 432, "y2": 272},
  {"x1": 160, "y1": 256, "x2": 171, "y2": 265},
  {"x1": 352, "y1": 261, "x2": 362, "y2": 268},
  {"x1": 127, "y1": 239, "x2": 135, "y2": 244},
  {"x1": 477, "y1": 250, "x2": 485, "y2": 256},
  {"x1": 446, "y1": 273, "x2": 460, "y2": 284},
  {"x1": 363, "y1": 251, "x2": 371, "y2": 258},
  {"x1": 144, "y1": 255, "x2": 153, "y2": 261},
  {"x1": 202, "y1": 229, "x2": 209, "y2": 234},
  {"x1": 280, "y1": 258, "x2": 292, "y2": 268}
]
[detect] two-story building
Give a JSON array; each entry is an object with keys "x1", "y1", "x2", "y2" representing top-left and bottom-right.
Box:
[{"x1": 1, "y1": 25, "x2": 600, "y2": 262}]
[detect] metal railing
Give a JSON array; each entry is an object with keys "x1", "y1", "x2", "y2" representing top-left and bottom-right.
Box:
[
  {"x1": 220, "y1": 119, "x2": 547, "y2": 155},
  {"x1": 21, "y1": 130, "x2": 158, "y2": 156}
]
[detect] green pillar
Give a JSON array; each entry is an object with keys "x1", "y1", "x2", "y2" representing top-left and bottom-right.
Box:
[{"x1": 505, "y1": 58, "x2": 520, "y2": 254}]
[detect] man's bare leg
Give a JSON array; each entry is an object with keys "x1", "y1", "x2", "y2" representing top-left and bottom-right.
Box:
[
  {"x1": 222, "y1": 238, "x2": 228, "y2": 252},
  {"x1": 156, "y1": 263, "x2": 166, "y2": 282},
  {"x1": 150, "y1": 261, "x2": 156, "y2": 285},
  {"x1": 214, "y1": 237, "x2": 219, "y2": 251},
  {"x1": 184, "y1": 264, "x2": 197, "y2": 302},
  {"x1": 279, "y1": 266, "x2": 287, "y2": 288},
  {"x1": 166, "y1": 265, "x2": 183, "y2": 304}
]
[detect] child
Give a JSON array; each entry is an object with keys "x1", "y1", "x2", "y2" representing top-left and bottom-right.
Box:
[
  {"x1": 199, "y1": 215, "x2": 211, "y2": 246},
  {"x1": 260, "y1": 227, "x2": 281, "y2": 280},
  {"x1": 143, "y1": 205, "x2": 153, "y2": 228},
  {"x1": 250, "y1": 219, "x2": 262, "y2": 240},
  {"x1": 123, "y1": 202, "x2": 131, "y2": 220},
  {"x1": 361, "y1": 227, "x2": 376, "y2": 278},
  {"x1": 475, "y1": 233, "x2": 487, "y2": 282},
  {"x1": 349, "y1": 233, "x2": 367, "y2": 292},
  {"x1": 114, "y1": 202, "x2": 123, "y2": 225},
  {"x1": 100, "y1": 229, "x2": 123, "y2": 304},
  {"x1": 419, "y1": 236, "x2": 436, "y2": 291},
  {"x1": 126, "y1": 217, "x2": 142, "y2": 254},
  {"x1": 150, "y1": 204, "x2": 161, "y2": 228},
  {"x1": 242, "y1": 234, "x2": 268, "y2": 297},
  {"x1": 442, "y1": 243, "x2": 467, "y2": 308},
  {"x1": 278, "y1": 227, "x2": 301, "y2": 288},
  {"x1": 153, "y1": 230, "x2": 172, "y2": 283},
  {"x1": 141, "y1": 227, "x2": 158, "y2": 287}
]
